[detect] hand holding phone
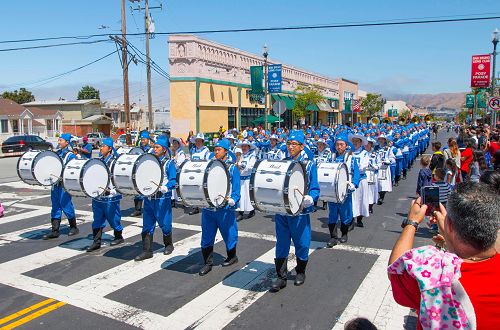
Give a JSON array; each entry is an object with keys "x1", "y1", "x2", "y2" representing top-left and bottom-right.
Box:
[{"x1": 421, "y1": 186, "x2": 440, "y2": 216}]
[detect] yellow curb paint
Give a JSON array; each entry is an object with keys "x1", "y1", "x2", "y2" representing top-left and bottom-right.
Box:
[{"x1": 0, "y1": 301, "x2": 66, "y2": 330}]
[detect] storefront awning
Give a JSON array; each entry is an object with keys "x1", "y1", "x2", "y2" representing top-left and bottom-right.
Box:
[{"x1": 317, "y1": 100, "x2": 334, "y2": 112}]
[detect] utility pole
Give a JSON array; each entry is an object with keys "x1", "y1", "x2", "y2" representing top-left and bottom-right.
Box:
[
  {"x1": 263, "y1": 45, "x2": 268, "y2": 131},
  {"x1": 121, "y1": 0, "x2": 132, "y2": 145},
  {"x1": 131, "y1": 0, "x2": 162, "y2": 132},
  {"x1": 490, "y1": 28, "x2": 498, "y2": 126}
]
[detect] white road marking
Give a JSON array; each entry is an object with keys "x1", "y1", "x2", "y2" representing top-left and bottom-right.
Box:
[
  {"x1": 0, "y1": 209, "x2": 55, "y2": 224},
  {"x1": 0, "y1": 181, "x2": 51, "y2": 191},
  {"x1": 0, "y1": 270, "x2": 170, "y2": 329},
  {"x1": 173, "y1": 240, "x2": 323, "y2": 330},
  {"x1": 331, "y1": 250, "x2": 411, "y2": 330},
  {"x1": 69, "y1": 232, "x2": 207, "y2": 296}
]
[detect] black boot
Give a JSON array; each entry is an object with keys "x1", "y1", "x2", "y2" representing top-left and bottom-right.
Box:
[
  {"x1": 356, "y1": 216, "x2": 364, "y2": 228},
  {"x1": 222, "y1": 246, "x2": 238, "y2": 267},
  {"x1": 110, "y1": 230, "x2": 124, "y2": 246},
  {"x1": 199, "y1": 246, "x2": 214, "y2": 276},
  {"x1": 349, "y1": 218, "x2": 356, "y2": 231},
  {"x1": 163, "y1": 233, "x2": 174, "y2": 255},
  {"x1": 369, "y1": 204, "x2": 374, "y2": 214},
  {"x1": 270, "y1": 258, "x2": 288, "y2": 292},
  {"x1": 131, "y1": 199, "x2": 143, "y2": 217},
  {"x1": 245, "y1": 210, "x2": 255, "y2": 219},
  {"x1": 326, "y1": 223, "x2": 338, "y2": 248},
  {"x1": 86, "y1": 228, "x2": 103, "y2": 252},
  {"x1": 68, "y1": 218, "x2": 79, "y2": 236},
  {"x1": 294, "y1": 259, "x2": 307, "y2": 286},
  {"x1": 377, "y1": 192, "x2": 386, "y2": 205},
  {"x1": 188, "y1": 207, "x2": 200, "y2": 215},
  {"x1": 43, "y1": 219, "x2": 61, "y2": 240},
  {"x1": 236, "y1": 211, "x2": 244, "y2": 221},
  {"x1": 402, "y1": 169, "x2": 407, "y2": 180},
  {"x1": 339, "y1": 223, "x2": 349, "y2": 243},
  {"x1": 322, "y1": 201, "x2": 327, "y2": 210},
  {"x1": 134, "y1": 232, "x2": 154, "y2": 261},
  {"x1": 171, "y1": 199, "x2": 176, "y2": 208}
]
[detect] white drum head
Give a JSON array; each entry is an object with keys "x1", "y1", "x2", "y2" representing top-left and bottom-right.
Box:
[
  {"x1": 81, "y1": 159, "x2": 109, "y2": 198},
  {"x1": 286, "y1": 163, "x2": 306, "y2": 215},
  {"x1": 336, "y1": 163, "x2": 349, "y2": 203},
  {"x1": 129, "y1": 147, "x2": 145, "y2": 155},
  {"x1": 134, "y1": 154, "x2": 162, "y2": 196},
  {"x1": 205, "y1": 160, "x2": 229, "y2": 207},
  {"x1": 33, "y1": 151, "x2": 63, "y2": 186}
]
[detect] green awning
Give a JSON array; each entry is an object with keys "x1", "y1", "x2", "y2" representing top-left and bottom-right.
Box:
[
  {"x1": 252, "y1": 114, "x2": 284, "y2": 124},
  {"x1": 272, "y1": 94, "x2": 282, "y2": 102},
  {"x1": 282, "y1": 95, "x2": 295, "y2": 110},
  {"x1": 306, "y1": 102, "x2": 319, "y2": 112}
]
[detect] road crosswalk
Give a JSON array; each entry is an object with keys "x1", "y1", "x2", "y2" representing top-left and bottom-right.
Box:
[{"x1": 0, "y1": 181, "x2": 413, "y2": 329}]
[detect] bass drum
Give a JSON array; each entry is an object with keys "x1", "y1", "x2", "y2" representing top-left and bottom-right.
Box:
[
  {"x1": 111, "y1": 153, "x2": 163, "y2": 196},
  {"x1": 17, "y1": 150, "x2": 63, "y2": 186},
  {"x1": 116, "y1": 146, "x2": 145, "y2": 155},
  {"x1": 317, "y1": 162, "x2": 349, "y2": 203},
  {"x1": 62, "y1": 158, "x2": 110, "y2": 198},
  {"x1": 250, "y1": 160, "x2": 306, "y2": 216},
  {"x1": 176, "y1": 159, "x2": 230, "y2": 209}
]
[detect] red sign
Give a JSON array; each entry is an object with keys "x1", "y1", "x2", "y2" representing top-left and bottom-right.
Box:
[
  {"x1": 471, "y1": 54, "x2": 491, "y2": 88},
  {"x1": 352, "y1": 99, "x2": 361, "y2": 113}
]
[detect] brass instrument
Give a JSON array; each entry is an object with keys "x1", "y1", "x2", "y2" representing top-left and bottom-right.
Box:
[
  {"x1": 382, "y1": 118, "x2": 391, "y2": 124},
  {"x1": 424, "y1": 114, "x2": 432, "y2": 125},
  {"x1": 411, "y1": 116, "x2": 421, "y2": 124},
  {"x1": 398, "y1": 115, "x2": 408, "y2": 125},
  {"x1": 370, "y1": 117, "x2": 380, "y2": 125}
]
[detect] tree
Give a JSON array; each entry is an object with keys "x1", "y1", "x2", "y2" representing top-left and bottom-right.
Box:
[
  {"x1": 360, "y1": 93, "x2": 383, "y2": 122},
  {"x1": 1, "y1": 88, "x2": 35, "y2": 104},
  {"x1": 292, "y1": 84, "x2": 324, "y2": 119},
  {"x1": 77, "y1": 85, "x2": 100, "y2": 100}
]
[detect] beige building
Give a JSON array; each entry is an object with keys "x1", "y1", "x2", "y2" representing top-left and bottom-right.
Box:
[{"x1": 168, "y1": 35, "x2": 356, "y2": 136}]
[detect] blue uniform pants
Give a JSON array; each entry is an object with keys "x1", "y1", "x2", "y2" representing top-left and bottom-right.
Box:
[
  {"x1": 402, "y1": 152, "x2": 409, "y2": 170},
  {"x1": 395, "y1": 158, "x2": 403, "y2": 177},
  {"x1": 274, "y1": 213, "x2": 311, "y2": 261},
  {"x1": 91, "y1": 199, "x2": 123, "y2": 231},
  {"x1": 390, "y1": 164, "x2": 396, "y2": 183},
  {"x1": 327, "y1": 193, "x2": 353, "y2": 226},
  {"x1": 51, "y1": 185, "x2": 75, "y2": 220},
  {"x1": 143, "y1": 197, "x2": 172, "y2": 235},
  {"x1": 201, "y1": 208, "x2": 238, "y2": 250}
]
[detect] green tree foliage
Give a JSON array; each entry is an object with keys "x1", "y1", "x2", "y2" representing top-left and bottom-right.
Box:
[
  {"x1": 292, "y1": 84, "x2": 324, "y2": 119},
  {"x1": 77, "y1": 85, "x2": 100, "y2": 100},
  {"x1": 1, "y1": 88, "x2": 35, "y2": 104},
  {"x1": 360, "y1": 93, "x2": 383, "y2": 122}
]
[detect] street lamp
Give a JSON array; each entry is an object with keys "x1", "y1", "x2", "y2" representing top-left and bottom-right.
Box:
[
  {"x1": 263, "y1": 44, "x2": 269, "y2": 131},
  {"x1": 491, "y1": 28, "x2": 499, "y2": 126}
]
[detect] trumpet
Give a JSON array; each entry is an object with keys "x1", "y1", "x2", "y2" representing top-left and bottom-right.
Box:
[
  {"x1": 370, "y1": 117, "x2": 380, "y2": 125},
  {"x1": 398, "y1": 116, "x2": 408, "y2": 125},
  {"x1": 424, "y1": 114, "x2": 432, "y2": 125},
  {"x1": 382, "y1": 118, "x2": 391, "y2": 124},
  {"x1": 411, "y1": 116, "x2": 421, "y2": 124}
]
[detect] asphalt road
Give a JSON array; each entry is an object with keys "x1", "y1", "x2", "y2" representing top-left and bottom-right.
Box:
[{"x1": 0, "y1": 133, "x2": 452, "y2": 330}]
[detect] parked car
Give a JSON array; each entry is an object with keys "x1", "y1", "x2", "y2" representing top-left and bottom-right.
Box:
[
  {"x1": 115, "y1": 134, "x2": 127, "y2": 147},
  {"x1": 86, "y1": 132, "x2": 107, "y2": 149},
  {"x1": 1, "y1": 135, "x2": 53, "y2": 153}
]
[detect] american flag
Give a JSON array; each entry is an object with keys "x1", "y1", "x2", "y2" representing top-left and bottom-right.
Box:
[{"x1": 352, "y1": 99, "x2": 361, "y2": 113}]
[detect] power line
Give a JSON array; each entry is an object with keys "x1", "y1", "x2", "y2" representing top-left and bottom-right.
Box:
[
  {"x1": 3, "y1": 50, "x2": 118, "y2": 89},
  {"x1": 1, "y1": 14, "x2": 499, "y2": 45},
  {"x1": 0, "y1": 39, "x2": 111, "y2": 52}
]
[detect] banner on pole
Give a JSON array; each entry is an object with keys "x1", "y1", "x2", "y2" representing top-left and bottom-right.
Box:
[
  {"x1": 267, "y1": 64, "x2": 282, "y2": 93},
  {"x1": 465, "y1": 94, "x2": 475, "y2": 108},
  {"x1": 352, "y1": 99, "x2": 361, "y2": 113},
  {"x1": 344, "y1": 99, "x2": 351, "y2": 112},
  {"x1": 471, "y1": 54, "x2": 491, "y2": 88},
  {"x1": 250, "y1": 66, "x2": 264, "y2": 95}
]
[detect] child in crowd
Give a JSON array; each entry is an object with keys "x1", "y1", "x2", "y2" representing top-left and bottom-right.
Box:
[
  {"x1": 469, "y1": 151, "x2": 486, "y2": 183},
  {"x1": 444, "y1": 158, "x2": 457, "y2": 188},
  {"x1": 429, "y1": 141, "x2": 444, "y2": 176},
  {"x1": 416, "y1": 155, "x2": 432, "y2": 197},
  {"x1": 430, "y1": 168, "x2": 451, "y2": 234}
]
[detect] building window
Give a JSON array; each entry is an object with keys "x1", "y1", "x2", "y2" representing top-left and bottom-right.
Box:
[
  {"x1": 11, "y1": 120, "x2": 19, "y2": 133},
  {"x1": 328, "y1": 112, "x2": 336, "y2": 125},
  {"x1": 228, "y1": 108, "x2": 236, "y2": 129},
  {"x1": 1, "y1": 120, "x2": 8, "y2": 133},
  {"x1": 240, "y1": 108, "x2": 264, "y2": 128}
]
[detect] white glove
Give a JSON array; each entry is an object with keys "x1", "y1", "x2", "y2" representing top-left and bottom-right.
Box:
[
  {"x1": 227, "y1": 198, "x2": 235, "y2": 207},
  {"x1": 160, "y1": 185, "x2": 169, "y2": 194},
  {"x1": 347, "y1": 182, "x2": 356, "y2": 192},
  {"x1": 303, "y1": 195, "x2": 314, "y2": 208},
  {"x1": 383, "y1": 160, "x2": 391, "y2": 165},
  {"x1": 109, "y1": 188, "x2": 118, "y2": 196}
]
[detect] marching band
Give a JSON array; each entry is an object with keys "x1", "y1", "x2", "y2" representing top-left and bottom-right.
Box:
[{"x1": 17, "y1": 121, "x2": 430, "y2": 292}]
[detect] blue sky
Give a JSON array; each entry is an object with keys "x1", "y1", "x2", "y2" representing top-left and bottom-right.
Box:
[{"x1": 1, "y1": 0, "x2": 499, "y2": 106}]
